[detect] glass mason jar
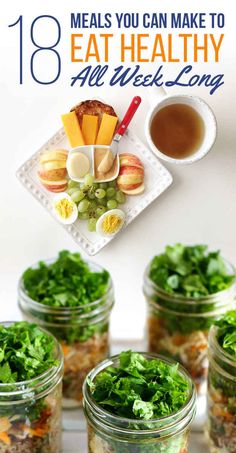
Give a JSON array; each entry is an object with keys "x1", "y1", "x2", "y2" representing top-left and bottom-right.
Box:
[
  {"x1": 206, "y1": 325, "x2": 236, "y2": 453},
  {"x1": 18, "y1": 259, "x2": 114, "y2": 408},
  {"x1": 0, "y1": 322, "x2": 63, "y2": 453},
  {"x1": 83, "y1": 353, "x2": 196, "y2": 453},
  {"x1": 143, "y1": 262, "x2": 236, "y2": 394}
]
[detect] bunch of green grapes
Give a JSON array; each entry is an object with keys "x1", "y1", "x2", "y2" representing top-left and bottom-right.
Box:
[{"x1": 67, "y1": 174, "x2": 126, "y2": 232}]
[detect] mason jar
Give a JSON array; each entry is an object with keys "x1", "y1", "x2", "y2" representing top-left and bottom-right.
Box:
[
  {"x1": 0, "y1": 322, "x2": 63, "y2": 453},
  {"x1": 83, "y1": 353, "x2": 196, "y2": 453},
  {"x1": 18, "y1": 259, "x2": 114, "y2": 408},
  {"x1": 206, "y1": 325, "x2": 236, "y2": 453},
  {"x1": 143, "y1": 262, "x2": 236, "y2": 394}
]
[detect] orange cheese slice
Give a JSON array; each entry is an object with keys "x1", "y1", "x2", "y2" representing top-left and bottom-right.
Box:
[
  {"x1": 61, "y1": 112, "x2": 85, "y2": 148},
  {"x1": 82, "y1": 115, "x2": 99, "y2": 145},
  {"x1": 95, "y1": 114, "x2": 118, "y2": 146}
]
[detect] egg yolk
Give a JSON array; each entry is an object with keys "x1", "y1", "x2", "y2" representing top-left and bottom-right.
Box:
[
  {"x1": 102, "y1": 215, "x2": 122, "y2": 234},
  {"x1": 55, "y1": 198, "x2": 74, "y2": 219}
]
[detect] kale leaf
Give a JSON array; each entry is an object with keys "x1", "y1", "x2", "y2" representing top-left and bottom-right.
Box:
[
  {"x1": 89, "y1": 350, "x2": 189, "y2": 420},
  {"x1": 0, "y1": 321, "x2": 57, "y2": 383},
  {"x1": 149, "y1": 244, "x2": 234, "y2": 298},
  {"x1": 215, "y1": 310, "x2": 236, "y2": 357}
]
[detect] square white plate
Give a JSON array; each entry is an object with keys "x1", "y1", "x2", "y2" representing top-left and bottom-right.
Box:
[{"x1": 16, "y1": 127, "x2": 173, "y2": 255}]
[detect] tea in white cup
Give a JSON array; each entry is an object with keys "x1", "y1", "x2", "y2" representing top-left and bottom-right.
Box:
[{"x1": 145, "y1": 87, "x2": 217, "y2": 165}]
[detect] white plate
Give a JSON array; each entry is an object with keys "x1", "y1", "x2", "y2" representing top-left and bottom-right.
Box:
[{"x1": 16, "y1": 127, "x2": 173, "y2": 255}]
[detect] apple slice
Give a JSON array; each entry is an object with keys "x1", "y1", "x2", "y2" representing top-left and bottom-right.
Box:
[
  {"x1": 45, "y1": 184, "x2": 68, "y2": 193},
  {"x1": 117, "y1": 166, "x2": 144, "y2": 191},
  {"x1": 38, "y1": 168, "x2": 67, "y2": 181},
  {"x1": 119, "y1": 153, "x2": 144, "y2": 169},
  {"x1": 42, "y1": 161, "x2": 67, "y2": 171},
  {"x1": 121, "y1": 183, "x2": 145, "y2": 196},
  {"x1": 40, "y1": 149, "x2": 68, "y2": 164},
  {"x1": 38, "y1": 176, "x2": 68, "y2": 192}
]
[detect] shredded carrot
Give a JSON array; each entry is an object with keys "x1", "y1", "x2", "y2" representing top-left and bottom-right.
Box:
[
  {"x1": 0, "y1": 432, "x2": 11, "y2": 445},
  {"x1": 61, "y1": 343, "x2": 70, "y2": 356},
  {"x1": 198, "y1": 344, "x2": 207, "y2": 351},
  {"x1": 22, "y1": 425, "x2": 48, "y2": 438},
  {"x1": 172, "y1": 335, "x2": 186, "y2": 346},
  {"x1": 30, "y1": 427, "x2": 48, "y2": 437},
  {"x1": 212, "y1": 405, "x2": 234, "y2": 421},
  {"x1": 0, "y1": 417, "x2": 11, "y2": 433},
  {"x1": 210, "y1": 389, "x2": 227, "y2": 404}
]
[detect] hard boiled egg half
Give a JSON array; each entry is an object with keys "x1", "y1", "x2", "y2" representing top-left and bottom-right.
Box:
[
  {"x1": 96, "y1": 209, "x2": 125, "y2": 237},
  {"x1": 53, "y1": 193, "x2": 78, "y2": 225}
]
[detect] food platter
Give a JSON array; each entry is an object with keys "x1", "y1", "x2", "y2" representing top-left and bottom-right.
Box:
[{"x1": 16, "y1": 126, "x2": 172, "y2": 255}]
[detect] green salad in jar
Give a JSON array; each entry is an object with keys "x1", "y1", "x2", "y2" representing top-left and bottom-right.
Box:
[
  {"x1": 145, "y1": 244, "x2": 235, "y2": 390},
  {"x1": 19, "y1": 251, "x2": 114, "y2": 405},
  {"x1": 0, "y1": 321, "x2": 62, "y2": 453},
  {"x1": 84, "y1": 350, "x2": 196, "y2": 453},
  {"x1": 207, "y1": 311, "x2": 236, "y2": 453}
]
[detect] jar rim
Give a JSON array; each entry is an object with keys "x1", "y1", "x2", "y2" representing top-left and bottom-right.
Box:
[
  {"x1": 0, "y1": 321, "x2": 63, "y2": 397},
  {"x1": 83, "y1": 352, "x2": 196, "y2": 434},
  {"x1": 147, "y1": 298, "x2": 233, "y2": 319},
  {"x1": 18, "y1": 256, "x2": 114, "y2": 315},
  {"x1": 143, "y1": 258, "x2": 236, "y2": 305},
  {"x1": 209, "y1": 325, "x2": 236, "y2": 369}
]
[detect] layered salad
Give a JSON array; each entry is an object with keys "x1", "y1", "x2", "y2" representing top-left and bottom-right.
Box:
[
  {"x1": 22, "y1": 250, "x2": 112, "y2": 404},
  {"x1": 208, "y1": 311, "x2": 236, "y2": 452},
  {"x1": 0, "y1": 322, "x2": 62, "y2": 453},
  {"x1": 86, "y1": 350, "x2": 194, "y2": 453},
  {"x1": 147, "y1": 244, "x2": 235, "y2": 390}
]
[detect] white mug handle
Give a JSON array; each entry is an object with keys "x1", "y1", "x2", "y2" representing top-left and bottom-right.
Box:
[{"x1": 147, "y1": 86, "x2": 167, "y2": 107}]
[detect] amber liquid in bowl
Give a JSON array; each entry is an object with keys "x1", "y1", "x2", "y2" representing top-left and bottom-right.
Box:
[{"x1": 150, "y1": 103, "x2": 205, "y2": 159}]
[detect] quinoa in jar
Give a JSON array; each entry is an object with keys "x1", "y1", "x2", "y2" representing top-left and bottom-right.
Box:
[{"x1": 18, "y1": 250, "x2": 114, "y2": 408}]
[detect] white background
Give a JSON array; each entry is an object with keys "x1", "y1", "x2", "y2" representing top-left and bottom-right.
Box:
[{"x1": 1, "y1": 0, "x2": 235, "y2": 341}]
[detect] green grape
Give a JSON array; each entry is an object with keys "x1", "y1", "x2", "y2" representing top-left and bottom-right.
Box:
[
  {"x1": 87, "y1": 189, "x2": 96, "y2": 200},
  {"x1": 84, "y1": 173, "x2": 94, "y2": 187},
  {"x1": 92, "y1": 183, "x2": 99, "y2": 190},
  {"x1": 89, "y1": 200, "x2": 97, "y2": 209},
  {"x1": 106, "y1": 187, "x2": 116, "y2": 199},
  {"x1": 68, "y1": 180, "x2": 79, "y2": 189},
  {"x1": 96, "y1": 206, "x2": 106, "y2": 218},
  {"x1": 80, "y1": 183, "x2": 89, "y2": 191},
  {"x1": 116, "y1": 190, "x2": 126, "y2": 204},
  {"x1": 78, "y1": 211, "x2": 89, "y2": 220},
  {"x1": 95, "y1": 188, "x2": 106, "y2": 199},
  {"x1": 78, "y1": 199, "x2": 90, "y2": 213},
  {"x1": 71, "y1": 190, "x2": 85, "y2": 203},
  {"x1": 107, "y1": 199, "x2": 118, "y2": 210},
  {"x1": 88, "y1": 218, "x2": 97, "y2": 232},
  {"x1": 99, "y1": 183, "x2": 108, "y2": 190},
  {"x1": 88, "y1": 209, "x2": 96, "y2": 219},
  {"x1": 98, "y1": 198, "x2": 107, "y2": 207},
  {"x1": 108, "y1": 180, "x2": 117, "y2": 188},
  {"x1": 67, "y1": 187, "x2": 79, "y2": 196}
]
